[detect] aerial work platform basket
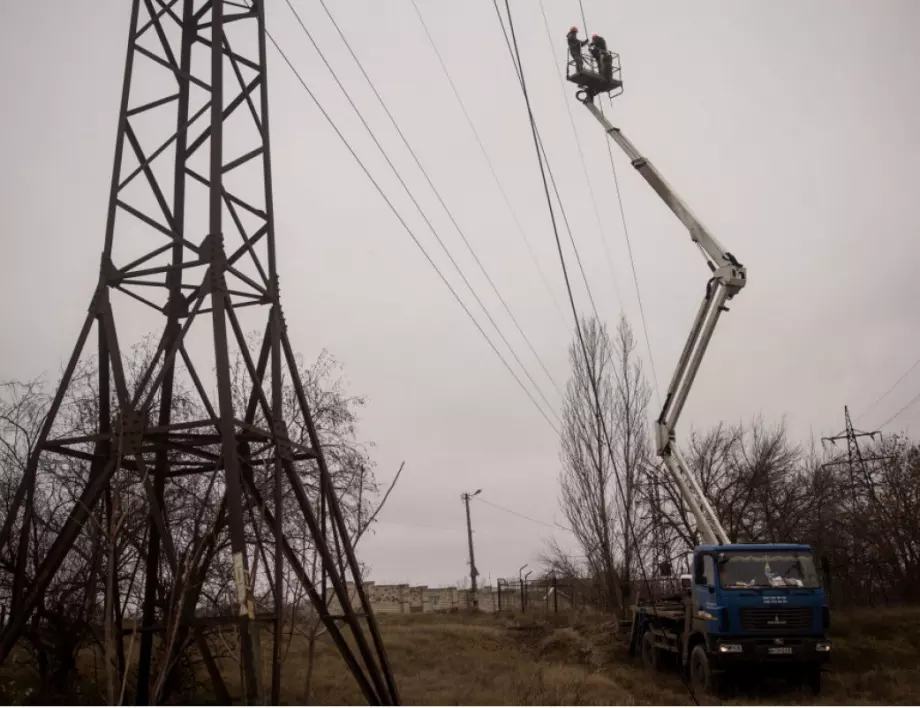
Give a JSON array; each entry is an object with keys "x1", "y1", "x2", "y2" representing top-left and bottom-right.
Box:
[{"x1": 566, "y1": 50, "x2": 623, "y2": 101}]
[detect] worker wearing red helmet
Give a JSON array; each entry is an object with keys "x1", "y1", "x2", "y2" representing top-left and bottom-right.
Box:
[{"x1": 566, "y1": 26, "x2": 588, "y2": 73}]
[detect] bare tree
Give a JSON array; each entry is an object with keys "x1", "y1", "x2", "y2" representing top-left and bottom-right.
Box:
[
  {"x1": 558, "y1": 314, "x2": 653, "y2": 613},
  {"x1": 641, "y1": 418, "x2": 800, "y2": 554},
  {"x1": 545, "y1": 306, "x2": 920, "y2": 615},
  {"x1": 609, "y1": 315, "x2": 653, "y2": 600},
  {"x1": 640, "y1": 413, "x2": 920, "y2": 608},
  {"x1": 559, "y1": 316, "x2": 619, "y2": 611},
  {"x1": 0, "y1": 334, "x2": 385, "y2": 702}
]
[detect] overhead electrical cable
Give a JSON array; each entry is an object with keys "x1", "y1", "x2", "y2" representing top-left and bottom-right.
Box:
[
  {"x1": 491, "y1": 0, "x2": 524, "y2": 81},
  {"x1": 261, "y1": 27, "x2": 561, "y2": 436},
  {"x1": 315, "y1": 0, "x2": 564, "y2": 401},
  {"x1": 278, "y1": 0, "x2": 562, "y2": 427},
  {"x1": 600, "y1": 122, "x2": 662, "y2": 405},
  {"x1": 501, "y1": 2, "x2": 697, "y2": 701},
  {"x1": 575, "y1": 0, "x2": 662, "y2": 405},
  {"x1": 535, "y1": 116, "x2": 604, "y2": 327},
  {"x1": 376, "y1": 519, "x2": 466, "y2": 534},
  {"x1": 537, "y1": 0, "x2": 624, "y2": 318},
  {"x1": 877, "y1": 388, "x2": 920, "y2": 430},
  {"x1": 409, "y1": 0, "x2": 571, "y2": 331},
  {"x1": 855, "y1": 352, "x2": 920, "y2": 426},
  {"x1": 494, "y1": 1, "x2": 659, "y2": 524},
  {"x1": 487, "y1": 0, "x2": 603, "y2": 328},
  {"x1": 476, "y1": 496, "x2": 573, "y2": 533}
]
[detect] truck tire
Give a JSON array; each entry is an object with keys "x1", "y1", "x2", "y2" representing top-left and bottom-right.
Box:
[
  {"x1": 689, "y1": 644, "x2": 719, "y2": 697},
  {"x1": 641, "y1": 630, "x2": 660, "y2": 671}
]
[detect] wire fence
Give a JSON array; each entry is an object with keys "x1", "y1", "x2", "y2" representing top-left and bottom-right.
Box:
[
  {"x1": 489, "y1": 574, "x2": 694, "y2": 616},
  {"x1": 493, "y1": 576, "x2": 602, "y2": 614}
]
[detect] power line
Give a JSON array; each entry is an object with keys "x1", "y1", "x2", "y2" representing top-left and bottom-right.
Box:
[
  {"x1": 375, "y1": 519, "x2": 465, "y2": 534},
  {"x1": 500, "y1": 0, "x2": 623, "y2": 560},
  {"x1": 316, "y1": 0, "x2": 564, "y2": 402},
  {"x1": 490, "y1": 0, "x2": 523, "y2": 79},
  {"x1": 537, "y1": 0, "x2": 624, "y2": 319},
  {"x1": 476, "y1": 497, "x2": 573, "y2": 533},
  {"x1": 538, "y1": 126, "x2": 604, "y2": 325},
  {"x1": 501, "y1": 3, "x2": 696, "y2": 701},
  {"x1": 488, "y1": 0, "x2": 603, "y2": 328},
  {"x1": 537, "y1": 132, "x2": 603, "y2": 326},
  {"x1": 278, "y1": 0, "x2": 562, "y2": 429},
  {"x1": 410, "y1": 0, "x2": 571, "y2": 331},
  {"x1": 855, "y1": 352, "x2": 920, "y2": 426},
  {"x1": 574, "y1": 0, "x2": 662, "y2": 406},
  {"x1": 498, "y1": 0, "x2": 620, "y2": 502},
  {"x1": 529, "y1": 0, "x2": 660, "y2": 407},
  {"x1": 878, "y1": 388, "x2": 920, "y2": 430},
  {"x1": 262, "y1": 25, "x2": 561, "y2": 436},
  {"x1": 601, "y1": 118, "x2": 662, "y2": 405},
  {"x1": 279, "y1": 0, "x2": 561, "y2": 424}
]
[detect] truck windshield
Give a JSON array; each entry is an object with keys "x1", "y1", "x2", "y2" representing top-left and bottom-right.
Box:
[{"x1": 718, "y1": 551, "x2": 821, "y2": 589}]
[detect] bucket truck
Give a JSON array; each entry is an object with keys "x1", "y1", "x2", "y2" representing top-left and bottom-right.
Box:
[{"x1": 566, "y1": 48, "x2": 831, "y2": 696}]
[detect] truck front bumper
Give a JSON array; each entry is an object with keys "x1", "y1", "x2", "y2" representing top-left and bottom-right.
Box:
[{"x1": 709, "y1": 636, "x2": 831, "y2": 668}]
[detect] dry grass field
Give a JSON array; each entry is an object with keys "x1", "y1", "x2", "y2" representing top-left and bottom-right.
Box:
[
  {"x1": 293, "y1": 607, "x2": 920, "y2": 706},
  {"x1": 2, "y1": 605, "x2": 919, "y2": 704}
]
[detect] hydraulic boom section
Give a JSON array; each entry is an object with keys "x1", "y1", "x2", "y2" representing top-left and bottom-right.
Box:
[{"x1": 579, "y1": 97, "x2": 745, "y2": 546}]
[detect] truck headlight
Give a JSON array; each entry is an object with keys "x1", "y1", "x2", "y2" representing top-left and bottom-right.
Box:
[
  {"x1": 816, "y1": 642, "x2": 831, "y2": 652},
  {"x1": 697, "y1": 610, "x2": 718, "y2": 621},
  {"x1": 718, "y1": 643, "x2": 743, "y2": 653}
]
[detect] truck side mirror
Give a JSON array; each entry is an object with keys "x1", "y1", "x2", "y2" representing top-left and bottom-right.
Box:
[{"x1": 658, "y1": 561, "x2": 672, "y2": 577}]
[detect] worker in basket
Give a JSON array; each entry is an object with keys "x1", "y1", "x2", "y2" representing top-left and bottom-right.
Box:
[
  {"x1": 566, "y1": 26, "x2": 588, "y2": 72},
  {"x1": 600, "y1": 50, "x2": 614, "y2": 81},
  {"x1": 589, "y1": 33, "x2": 607, "y2": 70}
]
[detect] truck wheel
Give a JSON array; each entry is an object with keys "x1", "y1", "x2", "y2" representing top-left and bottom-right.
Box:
[
  {"x1": 641, "y1": 630, "x2": 660, "y2": 670},
  {"x1": 689, "y1": 644, "x2": 719, "y2": 697}
]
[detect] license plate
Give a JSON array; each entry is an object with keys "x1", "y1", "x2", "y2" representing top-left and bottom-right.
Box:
[{"x1": 768, "y1": 647, "x2": 793, "y2": 655}]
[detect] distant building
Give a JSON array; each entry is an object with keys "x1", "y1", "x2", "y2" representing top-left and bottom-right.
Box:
[{"x1": 325, "y1": 580, "x2": 575, "y2": 615}]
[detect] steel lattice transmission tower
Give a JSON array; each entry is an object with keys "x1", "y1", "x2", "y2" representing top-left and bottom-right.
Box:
[
  {"x1": 821, "y1": 405, "x2": 890, "y2": 509},
  {"x1": 0, "y1": 1, "x2": 397, "y2": 704}
]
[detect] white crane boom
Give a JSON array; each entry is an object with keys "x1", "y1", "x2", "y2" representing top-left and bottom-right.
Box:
[{"x1": 580, "y1": 99, "x2": 744, "y2": 546}]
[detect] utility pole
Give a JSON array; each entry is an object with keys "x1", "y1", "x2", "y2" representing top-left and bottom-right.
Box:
[
  {"x1": 519, "y1": 563, "x2": 529, "y2": 613},
  {"x1": 461, "y1": 489, "x2": 481, "y2": 609}
]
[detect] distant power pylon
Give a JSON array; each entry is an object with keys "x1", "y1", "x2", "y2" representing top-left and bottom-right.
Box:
[
  {"x1": 821, "y1": 405, "x2": 891, "y2": 509},
  {"x1": 0, "y1": 2, "x2": 397, "y2": 705}
]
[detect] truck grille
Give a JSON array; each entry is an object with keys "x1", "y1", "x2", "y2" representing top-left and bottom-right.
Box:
[{"x1": 740, "y1": 607, "x2": 813, "y2": 633}]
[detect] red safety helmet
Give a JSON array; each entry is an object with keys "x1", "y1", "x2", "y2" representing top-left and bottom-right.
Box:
[
  {"x1": 592, "y1": 33, "x2": 599, "y2": 40},
  {"x1": 569, "y1": 26, "x2": 578, "y2": 32}
]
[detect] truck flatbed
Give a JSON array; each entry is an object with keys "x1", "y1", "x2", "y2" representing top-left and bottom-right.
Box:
[{"x1": 636, "y1": 601, "x2": 686, "y2": 621}]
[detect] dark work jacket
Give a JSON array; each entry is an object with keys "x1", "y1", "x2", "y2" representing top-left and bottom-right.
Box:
[
  {"x1": 567, "y1": 32, "x2": 586, "y2": 51},
  {"x1": 590, "y1": 36, "x2": 607, "y2": 53}
]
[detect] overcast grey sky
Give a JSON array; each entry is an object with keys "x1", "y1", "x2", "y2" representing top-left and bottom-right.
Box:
[{"x1": 2, "y1": 0, "x2": 919, "y2": 588}]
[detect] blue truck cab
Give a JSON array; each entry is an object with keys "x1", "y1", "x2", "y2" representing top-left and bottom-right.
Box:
[{"x1": 629, "y1": 543, "x2": 831, "y2": 695}]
